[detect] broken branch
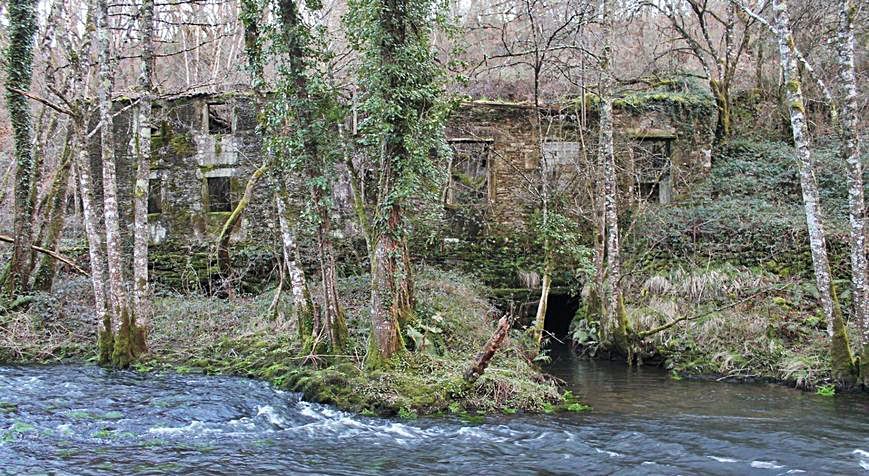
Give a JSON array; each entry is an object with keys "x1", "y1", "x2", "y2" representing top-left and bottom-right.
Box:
[
  {"x1": 0, "y1": 234, "x2": 89, "y2": 276},
  {"x1": 464, "y1": 315, "x2": 511, "y2": 383}
]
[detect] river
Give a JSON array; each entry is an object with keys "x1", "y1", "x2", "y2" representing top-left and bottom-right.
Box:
[{"x1": 1, "y1": 348, "x2": 867, "y2": 475}]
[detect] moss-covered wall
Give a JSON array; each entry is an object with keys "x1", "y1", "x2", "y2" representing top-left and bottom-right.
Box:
[
  {"x1": 444, "y1": 94, "x2": 715, "y2": 230},
  {"x1": 99, "y1": 86, "x2": 714, "y2": 292}
]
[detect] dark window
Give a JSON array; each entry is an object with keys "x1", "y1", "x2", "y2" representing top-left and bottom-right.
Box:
[
  {"x1": 207, "y1": 177, "x2": 232, "y2": 212},
  {"x1": 207, "y1": 103, "x2": 232, "y2": 134},
  {"x1": 633, "y1": 138, "x2": 672, "y2": 204},
  {"x1": 638, "y1": 181, "x2": 660, "y2": 202},
  {"x1": 149, "y1": 105, "x2": 163, "y2": 138},
  {"x1": 448, "y1": 141, "x2": 490, "y2": 205},
  {"x1": 148, "y1": 178, "x2": 162, "y2": 214}
]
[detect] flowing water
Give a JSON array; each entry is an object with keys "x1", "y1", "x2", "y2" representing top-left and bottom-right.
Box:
[{"x1": 1, "y1": 348, "x2": 867, "y2": 475}]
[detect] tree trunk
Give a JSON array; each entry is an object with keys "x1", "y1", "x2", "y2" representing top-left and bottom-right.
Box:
[
  {"x1": 710, "y1": 79, "x2": 732, "y2": 139},
  {"x1": 95, "y1": 0, "x2": 143, "y2": 367},
  {"x1": 368, "y1": 201, "x2": 407, "y2": 365},
  {"x1": 772, "y1": 0, "x2": 853, "y2": 379},
  {"x1": 311, "y1": 184, "x2": 349, "y2": 352},
  {"x1": 274, "y1": 0, "x2": 348, "y2": 353},
  {"x1": 835, "y1": 0, "x2": 867, "y2": 384},
  {"x1": 3, "y1": 0, "x2": 38, "y2": 298},
  {"x1": 216, "y1": 163, "x2": 267, "y2": 293},
  {"x1": 599, "y1": 0, "x2": 630, "y2": 356},
  {"x1": 532, "y1": 110, "x2": 551, "y2": 351},
  {"x1": 32, "y1": 130, "x2": 74, "y2": 292},
  {"x1": 275, "y1": 186, "x2": 316, "y2": 343},
  {"x1": 73, "y1": 118, "x2": 110, "y2": 364},
  {"x1": 133, "y1": 0, "x2": 156, "y2": 333}
]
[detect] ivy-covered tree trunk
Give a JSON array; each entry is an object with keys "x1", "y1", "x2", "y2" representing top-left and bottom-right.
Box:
[
  {"x1": 599, "y1": 0, "x2": 630, "y2": 356},
  {"x1": 133, "y1": 0, "x2": 156, "y2": 334},
  {"x1": 772, "y1": 0, "x2": 853, "y2": 380},
  {"x1": 32, "y1": 130, "x2": 74, "y2": 292},
  {"x1": 369, "y1": 200, "x2": 408, "y2": 362},
  {"x1": 3, "y1": 0, "x2": 38, "y2": 298},
  {"x1": 347, "y1": 0, "x2": 446, "y2": 363},
  {"x1": 835, "y1": 0, "x2": 867, "y2": 384},
  {"x1": 275, "y1": 0, "x2": 348, "y2": 353},
  {"x1": 95, "y1": 0, "x2": 144, "y2": 367}
]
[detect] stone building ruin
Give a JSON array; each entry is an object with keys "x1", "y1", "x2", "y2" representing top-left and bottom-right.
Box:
[{"x1": 96, "y1": 83, "x2": 715, "y2": 289}]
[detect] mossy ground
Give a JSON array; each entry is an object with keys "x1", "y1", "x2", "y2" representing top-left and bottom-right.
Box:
[
  {"x1": 0, "y1": 267, "x2": 563, "y2": 416},
  {"x1": 591, "y1": 264, "x2": 860, "y2": 390},
  {"x1": 578, "y1": 137, "x2": 866, "y2": 390}
]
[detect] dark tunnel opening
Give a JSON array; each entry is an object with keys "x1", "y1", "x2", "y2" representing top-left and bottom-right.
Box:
[{"x1": 544, "y1": 292, "x2": 581, "y2": 339}]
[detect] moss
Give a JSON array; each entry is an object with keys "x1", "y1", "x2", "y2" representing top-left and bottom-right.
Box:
[
  {"x1": 4, "y1": 268, "x2": 567, "y2": 415},
  {"x1": 97, "y1": 313, "x2": 114, "y2": 366},
  {"x1": 169, "y1": 133, "x2": 195, "y2": 157},
  {"x1": 829, "y1": 291, "x2": 854, "y2": 382},
  {"x1": 861, "y1": 345, "x2": 869, "y2": 387}
]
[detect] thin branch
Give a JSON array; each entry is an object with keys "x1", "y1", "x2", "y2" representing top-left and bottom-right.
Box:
[
  {"x1": 8, "y1": 87, "x2": 75, "y2": 116},
  {"x1": 637, "y1": 284, "x2": 789, "y2": 338},
  {"x1": 0, "y1": 234, "x2": 89, "y2": 276}
]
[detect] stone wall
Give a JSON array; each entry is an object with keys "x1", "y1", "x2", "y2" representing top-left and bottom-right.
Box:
[
  {"x1": 102, "y1": 90, "x2": 715, "y2": 249},
  {"x1": 444, "y1": 99, "x2": 715, "y2": 229}
]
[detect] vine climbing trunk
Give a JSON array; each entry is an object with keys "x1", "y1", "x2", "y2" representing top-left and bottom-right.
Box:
[
  {"x1": 772, "y1": 0, "x2": 853, "y2": 380},
  {"x1": 276, "y1": 0, "x2": 348, "y2": 353},
  {"x1": 3, "y1": 0, "x2": 38, "y2": 298},
  {"x1": 95, "y1": 0, "x2": 143, "y2": 367},
  {"x1": 599, "y1": 0, "x2": 630, "y2": 356},
  {"x1": 348, "y1": 0, "x2": 445, "y2": 363},
  {"x1": 32, "y1": 130, "x2": 74, "y2": 292},
  {"x1": 369, "y1": 200, "x2": 408, "y2": 362},
  {"x1": 835, "y1": 0, "x2": 867, "y2": 383},
  {"x1": 133, "y1": 0, "x2": 156, "y2": 336}
]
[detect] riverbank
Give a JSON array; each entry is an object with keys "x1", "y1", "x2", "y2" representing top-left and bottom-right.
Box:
[
  {"x1": 0, "y1": 268, "x2": 567, "y2": 416},
  {"x1": 630, "y1": 264, "x2": 850, "y2": 390},
  {"x1": 568, "y1": 138, "x2": 863, "y2": 392}
]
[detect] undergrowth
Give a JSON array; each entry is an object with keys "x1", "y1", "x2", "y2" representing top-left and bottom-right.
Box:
[{"x1": 0, "y1": 268, "x2": 564, "y2": 416}]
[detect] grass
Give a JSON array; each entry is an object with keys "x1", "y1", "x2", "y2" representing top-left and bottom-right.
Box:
[
  {"x1": 616, "y1": 263, "x2": 856, "y2": 389},
  {"x1": 0, "y1": 267, "x2": 565, "y2": 416}
]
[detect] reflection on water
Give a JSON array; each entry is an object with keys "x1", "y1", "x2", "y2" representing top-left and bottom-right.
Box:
[{"x1": 0, "y1": 353, "x2": 867, "y2": 475}]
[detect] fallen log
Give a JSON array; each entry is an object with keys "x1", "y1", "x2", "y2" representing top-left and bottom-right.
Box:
[
  {"x1": 464, "y1": 315, "x2": 511, "y2": 384},
  {"x1": 0, "y1": 234, "x2": 88, "y2": 276}
]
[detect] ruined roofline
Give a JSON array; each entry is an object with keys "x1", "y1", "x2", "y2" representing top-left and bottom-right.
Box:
[{"x1": 111, "y1": 85, "x2": 256, "y2": 103}]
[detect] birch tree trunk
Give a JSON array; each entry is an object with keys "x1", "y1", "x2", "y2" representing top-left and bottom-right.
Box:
[
  {"x1": 95, "y1": 0, "x2": 144, "y2": 367},
  {"x1": 73, "y1": 118, "x2": 111, "y2": 363},
  {"x1": 3, "y1": 0, "x2": 38, "y2": 298},
  {"x1": 772, "y1": 0, "x2": 853, "y2": 379},
  {"x1": 599, "y1": 0, "x2": 630, "y2": 356},
  {"x1": 835, "y1": 0, "x2": 867, "y2": 383},
  {"x1": 133, "y1": 0, "x2": 156, "y2": 332},
  {"x1": 276, "y1": 187, "x2": 316, "y2": 343},
  {"x1": 531, "y1": 112, "x2": 552, "y2": 351}
]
